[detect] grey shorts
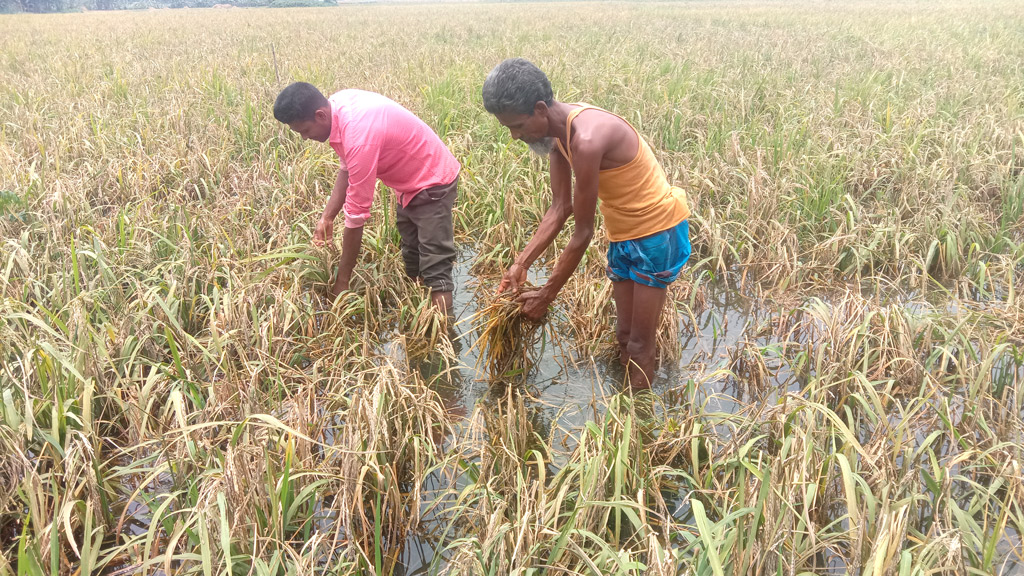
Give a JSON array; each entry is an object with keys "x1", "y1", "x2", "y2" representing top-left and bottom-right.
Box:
[{"x1": 395, "y1": 177, "x2": 458, "y2": 293}]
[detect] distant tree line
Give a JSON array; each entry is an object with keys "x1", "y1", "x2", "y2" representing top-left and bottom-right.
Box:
[
  {"x1": 0, "y1": 0, "x2": 81, "y2": 12},
  {"x1": 0, "y1": 0, "x2": 334, "y2": 13}
]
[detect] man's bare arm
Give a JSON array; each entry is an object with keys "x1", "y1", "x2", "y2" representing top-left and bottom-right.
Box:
[
  {"x1": 539, "y1": 141, "x2": 600, "y2": 296},
  {"x1": 498, "y1": 149, "x2": 573, "y2": 292},
  {"x1": 332, "y1": 224, "x2": 363, "y2": 295},
  {"x1": 314, "y1": 170, "x2": 349, "y2": 246},
  {"x1": 519, "y1": 140, "x2": 601, "y2": 319}
]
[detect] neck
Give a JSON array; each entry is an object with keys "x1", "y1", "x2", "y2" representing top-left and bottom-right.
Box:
[{"x1": 545, "y1": 100, "x2": 576, "y2": 140}]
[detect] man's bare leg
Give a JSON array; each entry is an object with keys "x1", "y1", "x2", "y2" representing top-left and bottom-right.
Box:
[
  {"x1": 612, "y1": 280, "x2": 635, "y2": 365},
  {"x1": 622, "y1": 282, "x2": 669, "y2": 389},
  {"x1": 414, "y1": 275, "x2": 452, "y2": 317},
  {"x1": 431, "y1": 290, "x2": 453, "y2": 315}
]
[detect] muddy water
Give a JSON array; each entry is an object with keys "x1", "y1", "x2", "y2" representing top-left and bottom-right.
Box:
[
  {"x1": 391, "y1": 253, "x2": 793, "y2": 574},
  {"x1": 434, "y1": 251, "x2": 791, "y2": 422},
  {"x1": 392, "y1": 253, "x2": 1024, "y2": 574},
  {"x1": 107, "y1": 250, "x2": 1022, "y2": 575}
]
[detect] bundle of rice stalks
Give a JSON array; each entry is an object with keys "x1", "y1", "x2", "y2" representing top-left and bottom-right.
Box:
[{"x1": 466, "y1": 287, "x2": 543, "y2": 382}]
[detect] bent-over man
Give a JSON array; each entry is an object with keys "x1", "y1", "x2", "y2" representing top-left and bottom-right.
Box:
[
  {"x1": 273, "y1": 82, "x2": 461, "y2": 312},
  {"x1": 482, "y1": 59, "x2": 692, "y2": 389}
]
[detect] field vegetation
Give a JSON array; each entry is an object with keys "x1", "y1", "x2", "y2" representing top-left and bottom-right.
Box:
[{"x1": 1, "y1": 1, "x2": 1023, "y2": 574}]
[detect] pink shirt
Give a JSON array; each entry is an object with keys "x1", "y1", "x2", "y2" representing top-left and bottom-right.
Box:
[{"x1": 328, "y1": 90, "x2": 461, "y2": 229}]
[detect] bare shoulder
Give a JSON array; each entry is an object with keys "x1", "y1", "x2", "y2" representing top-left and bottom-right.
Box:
[
  {"x1": 570, "y1": 109, "x2": 620, "y2": 153},
  {"x1": 570, "y1": 108, "x2": 638, "y2": 167}
]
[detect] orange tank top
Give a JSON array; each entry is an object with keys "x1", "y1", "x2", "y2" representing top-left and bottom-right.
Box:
[{"x1": 556, "y1": 104, "x2": 690, "y2": 242}]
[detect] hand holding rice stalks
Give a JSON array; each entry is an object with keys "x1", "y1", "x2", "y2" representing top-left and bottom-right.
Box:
[{"x1": 466, "y1": 286, "x2": 544, "y2": 382}]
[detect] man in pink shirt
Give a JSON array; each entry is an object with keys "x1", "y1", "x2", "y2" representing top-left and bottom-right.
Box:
[{"x1": 273, "y1": 82, "x2": 461, "y2": 312}]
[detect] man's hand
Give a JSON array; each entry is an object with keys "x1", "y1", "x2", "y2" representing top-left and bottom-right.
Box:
[
  {"x1": 517, "y1": 289, "x2": 554, "y2": 321},
  {"x1": 497, "y1": 263, "x2": 528, "y2": 294},
  {"x1": 313, "y1": 216, "x2": 334, "y2": 247}
]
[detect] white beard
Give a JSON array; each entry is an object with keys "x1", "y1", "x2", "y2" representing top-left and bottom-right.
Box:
[{"x1": 528, "y1": 137, "x2": 555, "y2": 157}]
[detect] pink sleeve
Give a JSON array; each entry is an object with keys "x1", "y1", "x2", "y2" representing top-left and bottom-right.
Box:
[{"x1": 341, "y1": 141, "x2": 381, "y2": 228}]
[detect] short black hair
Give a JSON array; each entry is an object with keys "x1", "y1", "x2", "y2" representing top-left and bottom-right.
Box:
[
  {"x1": 482, "y1": 58, "x2": 554, "y2": 116},
  {"x1": 273, "y1": 82, "x2": 329, "y2": 124}
]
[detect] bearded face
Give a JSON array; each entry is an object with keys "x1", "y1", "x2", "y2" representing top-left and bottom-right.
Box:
[{"x1": 528, "y1": 137, "x2": 556, "y2": 157}]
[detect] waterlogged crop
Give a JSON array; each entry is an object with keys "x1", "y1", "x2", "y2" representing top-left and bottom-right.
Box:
[{"x1": 1, "y1": 2, "x2": 1022, "y2": 575}]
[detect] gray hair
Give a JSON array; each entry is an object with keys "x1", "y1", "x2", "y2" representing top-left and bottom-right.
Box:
[{"x1": 482, "y1": 58, "x2": 554, "y2": 116}]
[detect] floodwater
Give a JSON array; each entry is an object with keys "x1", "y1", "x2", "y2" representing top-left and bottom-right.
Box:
[
  {"x1": 388, "y1": 251, "x2": 1024, "y2": 574},
  {"x1": 435, "y1": 250, "x2": 792, "y2": 420},
  {"x1": 390, "y1": 252, "x2": 799, "y2": 574},
  {"x1": 106, "y1": 250, "x2": 1022, "y2": 575}
]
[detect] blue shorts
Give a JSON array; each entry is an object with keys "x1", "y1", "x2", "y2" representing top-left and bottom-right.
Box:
[{"x1": 606, "y1": 220, "x2": 691, "y2": 289}]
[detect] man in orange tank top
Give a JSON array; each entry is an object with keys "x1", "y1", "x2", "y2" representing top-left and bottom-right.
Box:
[{"x1": 482, "y1": 58, "x2": 692, "y2": 390}]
